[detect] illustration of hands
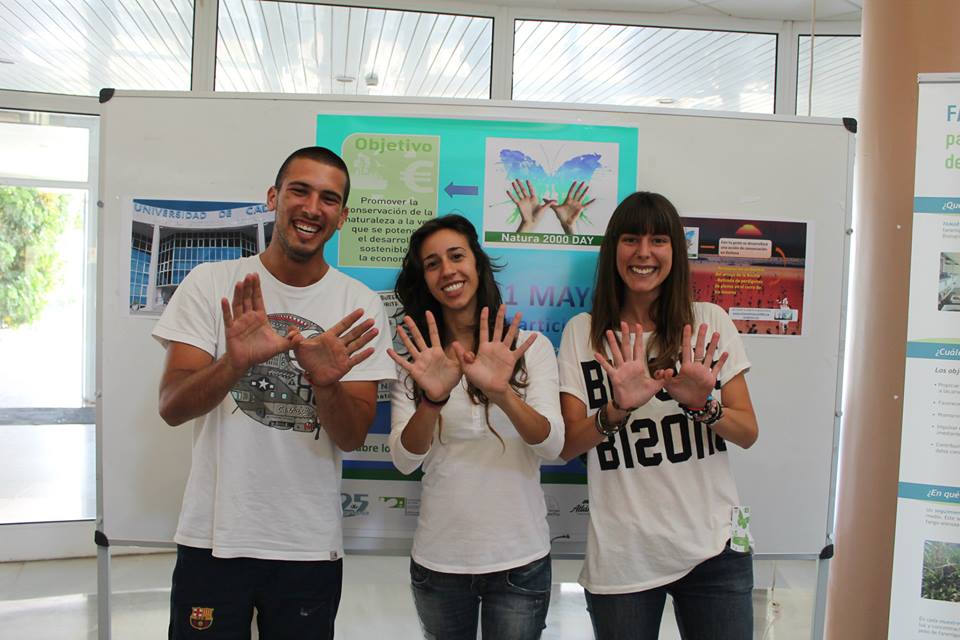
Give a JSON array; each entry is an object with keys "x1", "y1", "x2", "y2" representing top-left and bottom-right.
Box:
[
  {"x1": 550, "y1": 181, "x2": 594, "y2": 235},
  {"x1": 507, "y1": 179, "x2": 552, "y2": 233}
]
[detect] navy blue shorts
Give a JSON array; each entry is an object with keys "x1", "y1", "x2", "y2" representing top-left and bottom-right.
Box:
[{"x1": 168, "y1": 544, "x2": 343, "y2": 639}]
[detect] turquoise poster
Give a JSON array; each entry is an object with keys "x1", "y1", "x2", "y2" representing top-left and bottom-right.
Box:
[{"x1": 317, "y1": 115, "x2": 638, "y2": 542}]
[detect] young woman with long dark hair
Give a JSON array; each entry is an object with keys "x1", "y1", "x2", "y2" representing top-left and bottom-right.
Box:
[
  {"x1": 557, "y1": 192, "x2": 759, "y2": 640},
  {"x1": 388, "y1": 214, "x2": 564, "y2": 640}
]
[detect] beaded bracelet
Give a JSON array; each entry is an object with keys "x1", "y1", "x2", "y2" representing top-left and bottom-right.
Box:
[
  {"x1": 595, "y1": 403, "x2": 630, "y2": 437},
  {"x1": 678, "y1": 395, "x2": 724, "y2": 425}
]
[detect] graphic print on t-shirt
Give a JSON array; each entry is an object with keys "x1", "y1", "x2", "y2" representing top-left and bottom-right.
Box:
[
  {"x1": 229, "y1": 312, "x2": 320, "y2": 433},
  {"x1": 579, "y1": 358, "x2": 727, "y2": 472}
]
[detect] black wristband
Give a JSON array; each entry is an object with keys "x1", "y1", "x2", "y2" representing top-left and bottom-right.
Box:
[{"x1": 419, "y1": 392, "x2": 450, "y2": 409}]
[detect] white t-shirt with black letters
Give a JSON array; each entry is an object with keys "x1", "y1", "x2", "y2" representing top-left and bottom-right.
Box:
[{"x1": 557, "y1": 302, "x2": 750, "y2": 593}]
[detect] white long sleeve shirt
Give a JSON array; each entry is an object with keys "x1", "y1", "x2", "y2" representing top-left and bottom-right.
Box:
[{"x1": 389, "y1": 331, "x2": 564, "y2": 573}]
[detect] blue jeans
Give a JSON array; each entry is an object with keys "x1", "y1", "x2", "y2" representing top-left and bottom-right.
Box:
[
  {"x1": 409, "y1": 554, "x2": 552, "y2": 640},
  {"x1": 585, "y1": 544, "x2": 753, "y2": 640},
  {"x1": 168, "y1": 545, "x2": 342, "y2": 639}
]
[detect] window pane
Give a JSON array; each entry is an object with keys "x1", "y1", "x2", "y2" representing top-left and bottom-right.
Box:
[
  {"x1": 216, "y1": 1, "x2": 493, "y2": 98},
  {"x1": 513, "y1": 20, "x2": 777, "y2": 113},
  {"x1": 0, "y1": 0, "x2": 194, "y2": 95},
  {"x1": 796, "y1": 35, "x2": 861, "y2": 118},
  {"x1": 0, "y1": 187, "x2": 87, "y2": 408},
  {"x1": 0, "y1": 424, "x2": 95, "y2": 524},
  {"x1": 0, "y1": 119, "x2": 89, "y2": 182}
]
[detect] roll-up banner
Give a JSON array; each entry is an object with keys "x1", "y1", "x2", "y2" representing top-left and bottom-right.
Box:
[{"x1": 889, "y1": 74, "x2": 960, "y2": 639}]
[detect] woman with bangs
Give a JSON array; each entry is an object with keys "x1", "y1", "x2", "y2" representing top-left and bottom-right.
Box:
[
  {"x1": 387, "y1": 214, "x2": 564, "y2": 640},
  {"x1": 556, "y1": 192, "x2": 759, "y2": 639}
]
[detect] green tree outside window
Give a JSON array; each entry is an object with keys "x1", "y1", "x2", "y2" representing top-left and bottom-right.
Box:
[{"x1": 0, "y1": 186, "x2": 69, "y2": 328}]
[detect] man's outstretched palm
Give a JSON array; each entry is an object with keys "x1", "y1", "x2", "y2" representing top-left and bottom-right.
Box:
[{"x1": 221, "y1": 273, "x2": 291, "y2": 373}]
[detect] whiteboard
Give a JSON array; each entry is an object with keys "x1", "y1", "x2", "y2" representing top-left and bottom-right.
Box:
[{"x1": 98, "y1": 91, "x2": 853, "y2": 555}]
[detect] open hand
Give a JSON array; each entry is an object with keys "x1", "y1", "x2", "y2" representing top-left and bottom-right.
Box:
[
  {"x1": 594, "y1": 321, "x2": 663, "y2": 410},
  {"x1": 550, "y1": 181, "x2": 594, "y2": 234},
  {"x1": 453, "y1": 305, "x2": 536, "y2": 402},
  {"x1": 221, "y1": 273, "x2": 292, "y2": 373},
  {"x1": 291, "y1": 309, "x2": 379, "y2": 388},
  {"x1": 388, "y1": 311, "x2": 461, "y2": 403},
  {"x1": 508, "y1": 179, "x2": 551, "y2": 233},
  {"x1": 654, "y1": 324, "x2": 728, "y2": 407}
]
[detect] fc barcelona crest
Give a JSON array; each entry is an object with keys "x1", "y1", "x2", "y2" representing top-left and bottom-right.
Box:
[{"x1": 189, "y1": 607, "x2": 214, "y2": 630}]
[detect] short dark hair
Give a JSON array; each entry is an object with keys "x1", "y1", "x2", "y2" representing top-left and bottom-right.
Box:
[{"x1": 274, "y1": 146, "x2": 351, "y2": 204}]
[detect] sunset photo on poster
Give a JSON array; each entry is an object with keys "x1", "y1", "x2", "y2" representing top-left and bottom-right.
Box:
[{"x1": 682, "y1": 216, "x2": 809, "y2": 336}]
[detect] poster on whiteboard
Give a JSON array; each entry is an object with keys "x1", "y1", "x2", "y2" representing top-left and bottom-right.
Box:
[
  {"x1": 888, "y1": 76, "x2": 960, "y2": 640},
  {"x1": 318, "y1": 114, "x2": 638, "y2": 542},
  {"x1": 681, "y1": 216, "x2": 809, "y2": 336}
]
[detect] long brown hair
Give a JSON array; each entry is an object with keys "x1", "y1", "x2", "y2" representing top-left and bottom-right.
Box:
[
  {"x1": 394, "y1": 214, "x2": 528, "y2": 445},
  {"x1": 590, "y1": 192, "x2": 694, "y2": 373}
]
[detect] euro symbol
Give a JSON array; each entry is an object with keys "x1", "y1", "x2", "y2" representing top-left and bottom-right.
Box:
[{"x1": 400, "y1": 160, "x2": 435, "y2": 194}]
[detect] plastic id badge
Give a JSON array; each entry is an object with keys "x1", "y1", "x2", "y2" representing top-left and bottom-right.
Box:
[{"x1": 731, "y1": 506, "x2": 752, "y2": 553}]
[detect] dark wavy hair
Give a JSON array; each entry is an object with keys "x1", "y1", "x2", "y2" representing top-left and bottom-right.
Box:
[
  {"x1": 394, "y1": 214, "x2": 528, "y2": 444},
  {"x1": 590, "y1": 191, "x2": 694, "y2": 374}
]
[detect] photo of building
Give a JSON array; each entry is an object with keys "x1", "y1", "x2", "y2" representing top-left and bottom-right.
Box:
[{"x1": 128, "y1": 199, "x2": 274, "y2": 315}]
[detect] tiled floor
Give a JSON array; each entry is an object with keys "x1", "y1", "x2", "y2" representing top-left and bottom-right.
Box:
[{"x1": 0, "y1": 553, "x2": 817, "y2": 639}]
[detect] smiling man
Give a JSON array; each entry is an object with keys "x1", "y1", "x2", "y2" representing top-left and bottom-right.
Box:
[{"x1": 152, "y1": 147, "x2": 395, "y2": 639}]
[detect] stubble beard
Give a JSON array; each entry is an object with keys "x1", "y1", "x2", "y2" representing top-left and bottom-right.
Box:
[{"x1": 277, "y1": 220, "x2": 322, "y2": 263}]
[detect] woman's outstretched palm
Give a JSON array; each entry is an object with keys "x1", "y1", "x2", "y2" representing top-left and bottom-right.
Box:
[
  {"x1": 595, "y1": 322, "x2": 663, "y2": 410},
  {"x1": 454, "y1": 305, "x2": 536, "y2": 400},
  {"x1": 388, "y1": 311, "x2": 461, "y2": 402},
  {"x1": 655, "y1": 323, "x2": 728, "y2": 407}
]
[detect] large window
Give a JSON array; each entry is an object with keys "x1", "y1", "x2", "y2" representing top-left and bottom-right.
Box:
[
  {"x1": 796, "y1": 35, "x2": 861, "y2": 118},
  {"x1": 513, "y1": 20, "x2": 777, "y2": 113},
  {"x1": 0, "y1": 0, "x2": 194, "y2": 95},
  {"x1": 0, "y1": 110, "x2": 97, "y2": 524},
  {"x1": 216, "y1": 1, "x2": 493, "y2": 98}
]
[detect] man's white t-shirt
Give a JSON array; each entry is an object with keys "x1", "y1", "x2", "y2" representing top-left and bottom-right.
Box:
[
  {"x1": 152, "y1": 255, "x2": 395, "y2": 561},
  {"x1": 557, "y1": 302, "x2": 751, "y2": 593}
]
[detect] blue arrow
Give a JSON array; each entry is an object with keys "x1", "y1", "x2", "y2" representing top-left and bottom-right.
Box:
[{"x1": 444, "y1": 182, "x2": 478, "y2": 197}]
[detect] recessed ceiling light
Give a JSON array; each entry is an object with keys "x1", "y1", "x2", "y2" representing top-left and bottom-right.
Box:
[
  {"x1": 335, "y1": 75, "x2": 355, "y2": 83},
  {"x1": 657, "y1": 97, "x2": 676, "y2": 105}
]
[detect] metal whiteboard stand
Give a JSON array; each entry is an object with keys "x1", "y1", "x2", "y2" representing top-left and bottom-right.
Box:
[
  {"x1": 811, "y1": 116, "x2": 858, "y2": 640},
  {"x1": 95, "y1": 530, "x2": 111, "y2": 640}
]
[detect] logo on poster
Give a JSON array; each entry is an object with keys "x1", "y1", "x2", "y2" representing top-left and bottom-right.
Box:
[
  {"x1": 341, "y1": 493, "x2": 370, "y2": 517},
  {"x1": 570, "y1": 499, "x2": 590, "y2": 514}
]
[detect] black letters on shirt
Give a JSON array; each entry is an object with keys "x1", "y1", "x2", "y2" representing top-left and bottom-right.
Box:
[
  {"x1": 581, "y1": 361, "x2": 608, "y2": 410},
  {"x1": 580, "y1": 358, "x2": 727, "y2": 471}
]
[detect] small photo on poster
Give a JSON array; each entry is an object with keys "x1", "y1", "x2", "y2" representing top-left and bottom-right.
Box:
[
  {"x1": 921, "y1": 539, "x2": 960, "y2": 603},
  {"x1": 938, "y1": 252, "x2": 960, "y2": 312},
  {"x1": 127, "y1": 199, "x2": 274, "y2": 317},
  {"x1": 482, "y1": 137, "x2": 619, "y2": 250},
  {"x1": 682, "y1": 216, "x2": 809, "y2": 336}
]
